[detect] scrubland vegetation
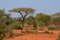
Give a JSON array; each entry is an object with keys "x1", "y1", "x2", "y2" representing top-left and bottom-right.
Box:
[{"x1": 0, "y1": 8, "x2": 60, "y2": 40}]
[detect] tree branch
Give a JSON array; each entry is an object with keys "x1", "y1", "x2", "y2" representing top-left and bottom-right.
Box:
[{"x1": 19, "y1": 11, "x2": 23, "y2": 18}]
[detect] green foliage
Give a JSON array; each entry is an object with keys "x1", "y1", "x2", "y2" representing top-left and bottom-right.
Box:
[
  {"x1": 0, "y1": 23, "x2": 8, "y2": 40},
  {"x1": 48, "y1": 27, "x2": 56, "y2": 30},
  {"x1": 35, "y1": 13, "x2": 51, "y2": 26},
  {"x1": 38, "y1": 21, "x2": 45, "y2": 26},
  {"x1": 26, "y1": 16, "x2": 37, "y2": 29},
  {"x1": 0, "y1": 10, "x2": 14, "y2": 40},
  {"x1": 26, "y1": 16, "x2": 34, "y2": 24},
  {"x1": 9, "y1": 21, "x2": 22, "y2": 30}
]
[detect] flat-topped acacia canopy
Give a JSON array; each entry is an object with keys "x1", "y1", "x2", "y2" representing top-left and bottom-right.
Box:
[{"x1": 9, "y1": 8, "x2": 35, "y2": 14}]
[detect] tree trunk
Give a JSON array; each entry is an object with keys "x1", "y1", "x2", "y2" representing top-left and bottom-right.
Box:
[{"x1": 21, "y1": 17, "x2": 26, "y2": 33}]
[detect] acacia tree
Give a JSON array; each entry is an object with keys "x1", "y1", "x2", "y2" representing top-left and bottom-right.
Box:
[{"x1": 9, "y1": 8, "x2": 35, "y2": 30}]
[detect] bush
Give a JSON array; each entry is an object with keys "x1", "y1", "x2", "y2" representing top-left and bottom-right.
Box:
[
  {"x1": 0, "y1": 23, "x2": 12, "y2": 40},
  {"x1": 48, "y1": 27, "x2": 56, "y2": 30},
  {"x1": 9, "y1": 22, "x2": 23, "y2": 30}
]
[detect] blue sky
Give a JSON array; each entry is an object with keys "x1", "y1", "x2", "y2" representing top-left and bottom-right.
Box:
[{"x1": 0, "y1": 0, "x2": 60, "y2": 18}]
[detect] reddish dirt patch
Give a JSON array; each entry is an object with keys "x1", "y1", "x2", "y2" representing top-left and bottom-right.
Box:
[{"x1": 5, "y1": 30, "x2": 60, "y2": 40}]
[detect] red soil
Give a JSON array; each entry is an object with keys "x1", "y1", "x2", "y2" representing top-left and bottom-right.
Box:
[{"x1": 5, "y1": 30, "x2": 60, "y2": 40}]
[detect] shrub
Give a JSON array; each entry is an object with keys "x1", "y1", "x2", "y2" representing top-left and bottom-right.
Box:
[
  {"x1": 9, "y1": 22, "x2": 23, "y2": 30},
  {"x1": 0, "y1": 23, "x2": 12, "y2": 40},
  {"x1": 48, "y1": 27, "x2": 56, "y2": 30}
]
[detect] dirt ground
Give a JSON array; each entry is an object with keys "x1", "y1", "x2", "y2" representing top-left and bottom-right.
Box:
[{"x1": 5, "y1": 30, "x2": 60, "y2": 40}]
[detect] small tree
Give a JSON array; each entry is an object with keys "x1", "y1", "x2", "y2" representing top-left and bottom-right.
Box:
[
  {"x1": 9, "y1": 8, "x2": 35, "y2": 31},
  {"x1": 35, "y1": 13, "x2": 51, "y2": 26}
]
